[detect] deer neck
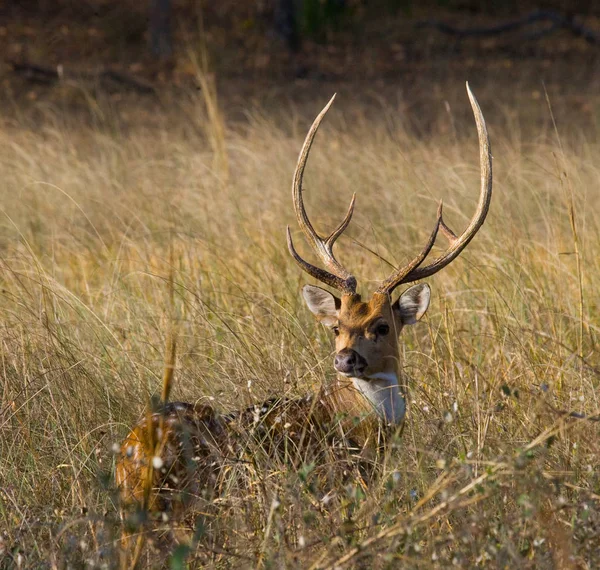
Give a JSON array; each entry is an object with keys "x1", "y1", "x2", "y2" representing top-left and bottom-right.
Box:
[
  {"x1": 323, "y1": 367, "x2": 406, "y2": 433},
  {"x1": 351, "y1": 372, "x2": 405, "y2": 425}
]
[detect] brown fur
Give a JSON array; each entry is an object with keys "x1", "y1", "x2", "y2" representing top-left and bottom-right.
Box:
[
  {"x1": 114, "y1": 289, "x2": 423, "y2": 519},
  {"x1": 115, "y1": 392, "x2": 385, "y2": 515},
  {"x1": 115, "y1": 291, "x2": 428, "y2": 570},
  {"x1": 333, "y1": 293, "x2": 405, "y2": 377}
]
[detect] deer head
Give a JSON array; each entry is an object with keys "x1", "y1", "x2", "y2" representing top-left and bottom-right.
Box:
[{"x1": 287, "y1": 83, "x2": 492, "y2": 424}]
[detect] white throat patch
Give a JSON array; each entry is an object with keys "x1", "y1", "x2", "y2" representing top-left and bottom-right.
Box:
[{"x1": 352, "y1": 372, "x2": 405, "y2": 425}]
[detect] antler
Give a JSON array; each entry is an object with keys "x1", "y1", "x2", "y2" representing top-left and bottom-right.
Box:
[
  {"x1": 287, "y1": 95, "x2": 358, "y2": 295},
  {"x1": 376, "y1": 82, "x2": 492, "y2": 296}
]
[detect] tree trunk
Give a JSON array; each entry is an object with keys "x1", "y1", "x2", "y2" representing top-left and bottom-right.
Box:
[
  {"x1": 150, "y1": 0, "x2": 172, "y2": 58},
  {"x1": 275, "y1": 0, "x2": 301, "y2": 52}
]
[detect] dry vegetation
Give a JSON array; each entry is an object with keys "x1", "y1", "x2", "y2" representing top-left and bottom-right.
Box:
[{"x1": 1, "y1": 75, "x2": 599, "y2": 568}]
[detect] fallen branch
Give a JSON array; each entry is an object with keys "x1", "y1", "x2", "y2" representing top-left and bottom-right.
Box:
[
  {"x1": 7, "y1": 60, "x2": 155, "y2": 94},
  {"x1": 418, "y1": 10, "x2": 600, "y2": 46}
]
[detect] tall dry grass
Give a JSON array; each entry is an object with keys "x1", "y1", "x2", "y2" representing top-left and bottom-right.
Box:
[{"x1": 0, "y1": 81, "x2": 599, "y2": 568}]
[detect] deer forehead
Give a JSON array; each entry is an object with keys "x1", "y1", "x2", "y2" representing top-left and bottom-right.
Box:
[{"x1": 338, "y1": 293, "x2": 394, "y2": 329}]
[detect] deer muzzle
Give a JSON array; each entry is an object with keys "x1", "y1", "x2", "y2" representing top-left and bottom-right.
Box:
[{"x1": 334, "y1": 348, "x2": 367, "y2": 377}]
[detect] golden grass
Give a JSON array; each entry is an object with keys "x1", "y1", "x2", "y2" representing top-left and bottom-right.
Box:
[{"x1": 0, "y1": 81, "x2": 599, "y2": 568}]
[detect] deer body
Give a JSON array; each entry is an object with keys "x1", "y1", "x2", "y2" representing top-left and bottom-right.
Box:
[{"x1": 116, "y1": 83, "x2": 492, "y2": 518}]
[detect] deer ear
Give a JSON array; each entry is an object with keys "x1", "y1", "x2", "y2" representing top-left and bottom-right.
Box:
[
  {"x1": 393, "y1": 283, "x2": 430, "y2": 326},
  {"x1": 302, "y1": 285, "x2": 341, "y2": 327}
]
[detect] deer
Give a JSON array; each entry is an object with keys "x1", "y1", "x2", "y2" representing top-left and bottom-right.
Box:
[{"x1": 115, "y1": 83, "x2": 492, "y2": 522}]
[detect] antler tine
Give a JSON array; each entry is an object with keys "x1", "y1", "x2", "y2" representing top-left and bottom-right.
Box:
[
  {"x1": 288, "y1": 94, "x2": 358, "y2": 295},
  {"x1": 287, "y1": 227, "x2": 356, "y2": 293},
  {"x1": 377, "y1": 82, "x2": 492, "y2": 295},
  {"x1": 376, "y1": 202, "x2": 442, "y2": 295},
  {"x1": 326, "y1": 193, "x2": 356, "y2": 249}
]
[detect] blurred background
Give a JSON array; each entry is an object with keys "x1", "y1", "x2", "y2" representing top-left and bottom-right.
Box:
[{"x1": 3, "y1": 0, "x2": 600, "y2": 129}]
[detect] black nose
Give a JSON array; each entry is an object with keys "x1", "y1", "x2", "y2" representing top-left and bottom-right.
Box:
[{"x1": 334, "y1": 349, "x2": 367, "y2": 376}]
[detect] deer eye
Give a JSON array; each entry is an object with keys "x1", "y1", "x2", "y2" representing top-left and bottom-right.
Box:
[
  {"x1": 332, "y1": 326, "x2": 340, "y2": 337},
  {"x1": 376, "y1": 323, "x2": 390, "y2": 337}
]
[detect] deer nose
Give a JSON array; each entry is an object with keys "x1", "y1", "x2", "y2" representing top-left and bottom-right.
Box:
[{"x1": 334, "y1": 349, "x2": 367, "y2": 376}]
